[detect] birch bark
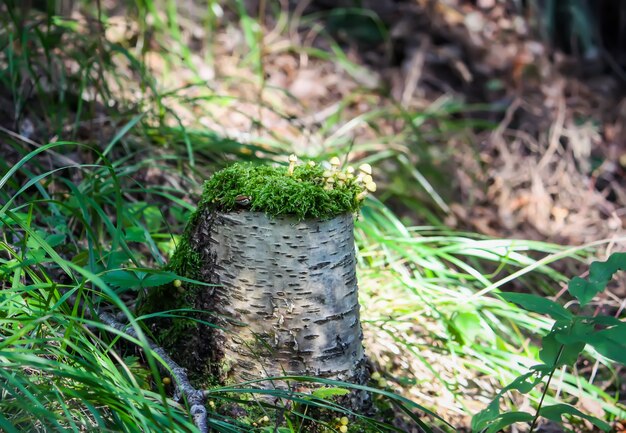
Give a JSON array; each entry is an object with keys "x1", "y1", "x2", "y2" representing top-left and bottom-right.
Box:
[{"x1": 185, "y1": 209, "x2": 369, "y2": 393}]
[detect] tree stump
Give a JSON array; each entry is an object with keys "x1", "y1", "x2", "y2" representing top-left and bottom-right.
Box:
[
  {"x1": 187, "y1": 209, "x2": 368, "y2": 388},
  {"x1": 142, "y1": 160, "x2": 375, "y2": 411}
]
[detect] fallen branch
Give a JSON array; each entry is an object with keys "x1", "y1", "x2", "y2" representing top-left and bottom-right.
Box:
[{"x1": 97, "y1": 311, "x2": 209, "y2": 433}]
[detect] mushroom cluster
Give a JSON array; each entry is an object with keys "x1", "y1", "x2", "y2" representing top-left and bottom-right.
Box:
[
  {"x1": 286, "y1": 154, "x2": 376, "y2": 201},
  {"x1": 321, "y1": 157, "x2": 376, "y2": 200},
  {"x1": 331, "y1": 416, "x2": 350, "y2": 433}
]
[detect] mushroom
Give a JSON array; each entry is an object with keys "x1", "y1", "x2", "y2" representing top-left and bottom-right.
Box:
[
  {"x1": 307, "y1": 160, "x2": 316, "y2": 167},
  {"x1": 336, "y1": 172, "x2": 347, "y2": 187},
  {"x1": 356, "y1": 163, "x2": 372, "y2": 183},
  {"x1": 345, "y1": 166, "x2": 355, "y2": 180},
  {"x1": 329, "y1": 156, "x2": 341, "y2": 173},
  {"x1": 287, "y1": 154, "x2": 298, "y2": 176},
  {"x1": 324, "y1": 177, "x2": 335, "y2": 190},
  {"x1": 357, "y1": 180, "x2": 377, "y2": 201},
  {"x1": 358, "y1": 163, "x2": 372, "y2": 175},
  {"x1": 365, "y1": 181, "x2": 377, "y2": 192}
]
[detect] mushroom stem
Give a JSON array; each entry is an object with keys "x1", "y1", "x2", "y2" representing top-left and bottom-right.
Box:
[{"x1": 288, "y1": 154, "x2": 298, "y2": 176}]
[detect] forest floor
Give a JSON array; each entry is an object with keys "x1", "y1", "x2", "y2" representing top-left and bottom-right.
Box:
[
  {"x1": 2, "y1": 0, "x2": 626, "y2": 431},
  {"x1": 98, "y1": 0, "x2": 626, "y2": 244}
]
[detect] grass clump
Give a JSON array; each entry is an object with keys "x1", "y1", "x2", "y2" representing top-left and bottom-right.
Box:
[{"x1": 198, "y1": 159, "x2": 368, "y2": 221}]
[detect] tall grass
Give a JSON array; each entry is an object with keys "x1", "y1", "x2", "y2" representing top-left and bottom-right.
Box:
[{"x1": 1, "y1": 1, "x2": 624, "y2": 431}]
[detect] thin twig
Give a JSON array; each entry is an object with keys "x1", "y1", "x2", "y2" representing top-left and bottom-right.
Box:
[{"x1": 97, "y1": 311, "x2": 209, "y2": 433}]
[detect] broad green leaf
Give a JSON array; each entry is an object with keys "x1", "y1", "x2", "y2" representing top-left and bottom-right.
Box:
[
  {"x1": 540, "y1": 322, "x2": 586, "y2": 367},
  {"x1": 484, "y1": 411, "x2": 534, "y2": 433},
  {"x1": 550, "y1": 317, "x2": 626, "y2": 365},
  {"x1": 101, "y1": 269, "x2": 176, "y2": 291},
  {"x1": 503, "y1": 371, "x2": 543, "y2": 394},
  {"x1": 101, "y1": 270, "x2": 140, "y2": 289},
  {"x1": 500, "y1": 292, "x2": 572, "y2": 320},
  {"x1": 473, "y1": 369, "x2": 544, "y2": 430},
  {"x1": 568, "y1": 277, "x2": 605, "y2": 307},
  {"x1": 552, "y1": 320, "x2": 594, "y2": 345},
  {"x1": 310, "y1": 387, "x2": 350, "y2": 399},
  {"x1": 540, "y1": 332, "x2": 585, "y2": 368},
  {"x1": 26, "y1": 230, "x2": 46, "y2": 251},
  {"x1": 585, "y1": 325, "x2": 626, "y2": 365},
  {"x1": 540, "y1": 404, "x2": 611, "y2": 432},
  {"x1": 471, "y1": 399, "x2": 500, "y2": 431},
  {"x1": 0, "y1": 412, "x2": 22, "y2": 433},
  {"x1": 140, "y1": 272, "x2": 177, "y2": 288},
  {"x1": 569, "y1": 252, "x2": 626, "y2": 306},
  {"x1": 590, "y1": 252, "x2": 626, "y2": 281},
  {"x1": 23, "y1": 248, "x2": 46, "y2": 264}
]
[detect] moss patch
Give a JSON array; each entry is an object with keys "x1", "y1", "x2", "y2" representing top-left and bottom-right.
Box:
[{"x1": 197, "y1": 161, "x2": 363, "y2": 220}]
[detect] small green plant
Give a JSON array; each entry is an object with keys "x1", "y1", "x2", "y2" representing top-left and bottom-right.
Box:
[{"x1": 472, "y1": 253, "x2": 626, "y2": 433}]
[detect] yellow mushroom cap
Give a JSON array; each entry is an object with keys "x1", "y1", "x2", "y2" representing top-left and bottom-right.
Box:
[
  {"x1": 346, "y1": 166, "x2": 355, "y2": 174},
  {"x1": 330, "y1": 156, "x2": 341, "y2": 166},
  {"x1": 326, "y1": 177, "x2": 335, "y2": 183},
  {"x1": 339, "y1": 426, "x2": 348, "y2": 433},
  {"x1": 362, "y1": 174, "x2": 373, "y2": 184},
  {"x1": 337, "y1": 172, "x2": 347, "y2": 180},
  {"x1": 289, "y1": 154, "x2": 298, "y2": 162},
  {"x1": 358, "y1": 163, "x2": 372, "y2": 175},
  {"x1": 340, "y1": 417, "x2": 349, "y2": 425},
  {"x1": 307, "y1": 161, "x2": 316, "y2": 167},
  {"x1": 322, "y1": 170, "x2": 333, "y2": 178},
  {"x1": 365, "y1": 181, "x2": 377, "y2": 192}
]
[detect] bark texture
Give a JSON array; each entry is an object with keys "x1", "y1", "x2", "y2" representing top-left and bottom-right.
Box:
[{"x1": 187, "y1": 210, "x2": 368, "y2": 391}]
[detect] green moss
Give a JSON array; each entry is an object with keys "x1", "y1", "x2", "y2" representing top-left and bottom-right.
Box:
[
  {"x1": 167, "y1": 235, "x2": 202, "y2": 280},
  {"x1": 197, "y1": 162, "x2": 363, "y2": 220}
]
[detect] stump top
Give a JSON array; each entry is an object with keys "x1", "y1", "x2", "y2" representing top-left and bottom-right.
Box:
[{"x1": 197, "y1": 161, "x2": 370, "y2": 220}]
